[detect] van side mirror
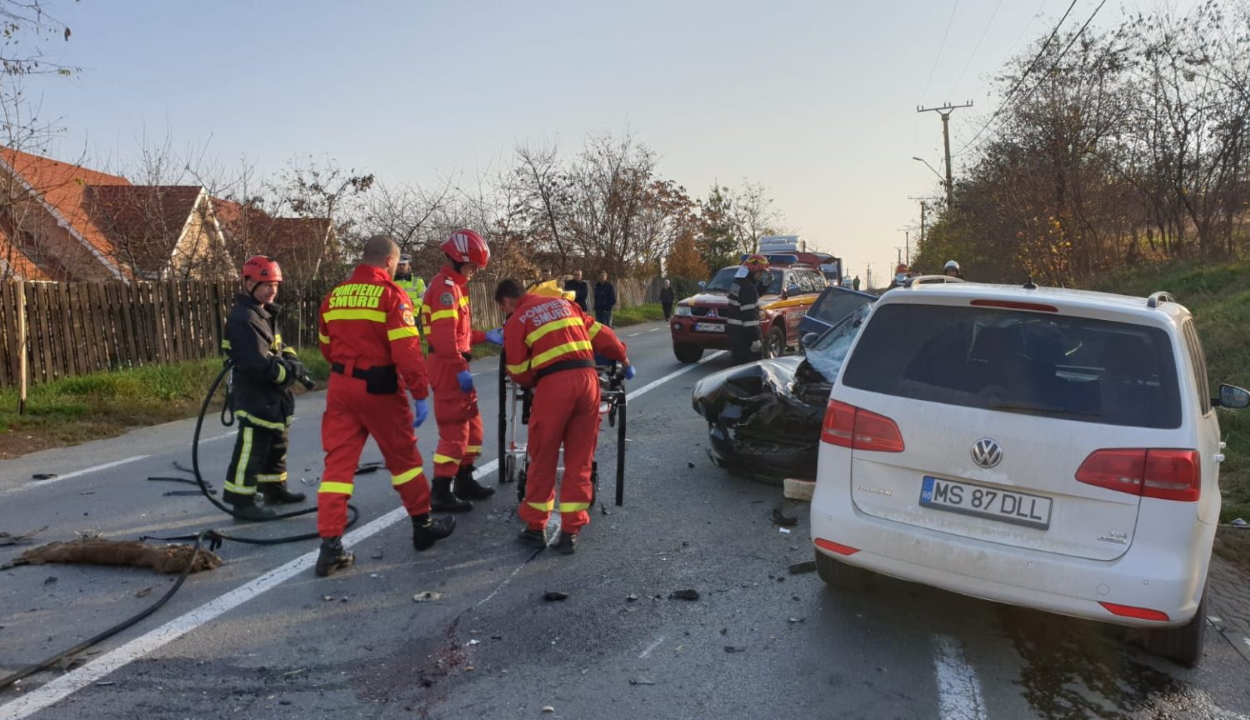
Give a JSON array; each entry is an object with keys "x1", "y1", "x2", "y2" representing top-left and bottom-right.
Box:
[
  {"x1": 788, "y1": 283, "x2": 801, "y2": 295},
  {"x1": 698, "y1": 280, "x2": 707, "y2": 291},
  {"x1": 1215, "y1": 384, "x2": 1250, "y2": 409}
]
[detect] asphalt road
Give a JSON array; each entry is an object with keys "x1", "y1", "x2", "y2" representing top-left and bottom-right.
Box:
[{"x1": 1, "y1": 320, "x2": 1248, "y2": 719}]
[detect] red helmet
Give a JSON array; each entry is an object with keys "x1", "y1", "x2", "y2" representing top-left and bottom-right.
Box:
[
  {"x1": 441, "y1": 229, "x2": 491, "y2": 268},
  {"x1": 895, "y1": 263, "x2": 909, "y2": 274},
  {"x1": 742, "y1": 254, "x2": 770, "y2": 270},
  {"x1": 242, "y1": 255, "x2": 283, "y2": 283}
]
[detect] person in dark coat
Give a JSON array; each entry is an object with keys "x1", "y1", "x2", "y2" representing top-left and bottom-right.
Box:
[
  {"x1": 725, "y1": 255, "x2": 769, "y2": 364},
  {"x1": 563, "y1": 270, "x2": 590, "y2": 311},
  {"x1": 659, "y1": 279, "x2": 676, "y2": 319},
  {"x1": 594, "y1": 271, "x2": 617, "y2": 326},
  {"x1": 222, "y1": 255, "x2": 309, "y2": 520}
]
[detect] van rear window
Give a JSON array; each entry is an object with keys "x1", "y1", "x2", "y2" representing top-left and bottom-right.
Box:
[{"x1": 841, "y1": 304, "x2": 1181, "y2": 429}]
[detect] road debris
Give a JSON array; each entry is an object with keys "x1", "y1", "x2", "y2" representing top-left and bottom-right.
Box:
[
  {"x1": 370, "y1": 550, "x2": 384, "y2": 560},
  {"x1": 771, "y1": 508, "x2": 799, "y2": 527},
  {"x1": 322, "y1": 595, "x2": 334, "y2": 602},
  {"x1": 778, "y1": 528, "x2": 791, "y2": 534},
  {"x1": 668, "y1": 589, "x2": 699, "y2": 601},
  {"x1": 788, "y1": 561, "x2": 817, "y2": 575},
  {"x1": 413, "y1": 591, "x2": 442, "y2": 602},
  {"x1": 30, "y1": 473, "x2": 57, "y2": 480},
  {"x1": 724, "y1": 646, "x2": 745, "y2": 653},
  {"x1": 626, "y1": 593, "x2": 639, "y2": 602},
  {"x1": 629, "y1": 677, "x2": 656, "y2": 686},
  {"x1": 467, "y1": 639, "x2": 481, "y2": 646},
  {"x1": 355, "y1": 462, "x2": 384, "y2": 475},
  {"x1": 1231, "y1": 518, "x2": 1247, "y2": 527},
  {"x1": 11, "y1": 538, "x2": 222, "y2": 574},
  {"x1": 0, "y1": 527, "x2": 48, "y2": 547},
  {"x1": 135, "y1": 587, "x2": 154, "y2": 598},
  {"x1": 43, "y1": 576, "x2": 57, "y2": 585},
  {"x1": 542, "y1": 706, "x2": 556, "y2": 714},
  {"x1": 788, "y1": 617, "x2": 806, "y2": 624},
  {"x1": 544, "y1": 591, "x2": 570, "y2": 602},
  {"x1": 687, "y1": 461, "x2": 695, "y2": 469}
]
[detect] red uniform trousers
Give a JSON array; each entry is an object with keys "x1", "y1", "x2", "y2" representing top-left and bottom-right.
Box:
[
  {"x1": 318, "y1": 373, "x2": 431, "y2": 537},
  {"x1": 519, "y1": 368, "x2": 601, "y2": 534},
  {"x1": 428, "y1": 353, "x2": 483, "y2": 477}
]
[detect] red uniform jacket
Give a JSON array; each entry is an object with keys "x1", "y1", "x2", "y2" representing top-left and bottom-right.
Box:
[
  {"x1": 421, "y1": 265, "x2": 487, "y2": 374},
  {"x1": 503, "y1": 293, "x2": 627, "y2": 387},
  {"x1": 318, "y1": 264, "x2": 429, "y2": 400}
]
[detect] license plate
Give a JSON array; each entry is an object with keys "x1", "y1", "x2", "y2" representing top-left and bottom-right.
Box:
[
  {"x1": 919, "y1": 476, "x2": 1052, "y2": 530},
  {"x1": 694, "y1": 322, "x2": 725, "y2": 333}
]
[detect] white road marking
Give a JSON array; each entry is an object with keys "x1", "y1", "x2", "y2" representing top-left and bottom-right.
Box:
[
  {"x1": 639, "y1": 636, "x2": 665, "y2": 659},
  {"x1": 202, "y1": 431, "x2": 238, "y2": 444},
  {"x1": 933, "y1": 635, "x2": 986, "y2": 720},
  {"x1": 626, "y1": 332, "x2": 640, "y2": 337},
  {"x1": 0, "y1": 353, "x2": 723, "y2": 718},
  {"x1": 647, "y1": 327, "x2": 660, "y2": 332},
  {"x1": 9, "y1": 455, "x2": 152, "y2": 494},
  {"x1": 1244, "y1": 637, "x2": 1250, "y2": 650}
]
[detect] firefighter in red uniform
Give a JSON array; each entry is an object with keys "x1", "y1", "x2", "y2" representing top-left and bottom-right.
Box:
[
  {"x1": 314, "y1": 235, "x2": 455, "y2": 577},
  {"x1": 421, "y1": 229, "x2": 500, "y2": 512},
  {"x1": 494, "y1": 278, "x2": 633, "y2": 554}
]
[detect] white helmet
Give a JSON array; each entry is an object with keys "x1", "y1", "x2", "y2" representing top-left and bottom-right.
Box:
[{"x1": 944, "y1": 260, "x2": 960, "y2": 271}]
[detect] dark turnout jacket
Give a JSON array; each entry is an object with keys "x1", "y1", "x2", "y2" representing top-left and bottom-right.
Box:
[
  {"x1": 594, "y1": 280, "x2": 617, "y2": 311},
  {"x1": 725, "y1": 274, "x2": 762, "y2": 350},
  {"x1": 224, "y1": 294, "x2": 295, "y2": 425}
]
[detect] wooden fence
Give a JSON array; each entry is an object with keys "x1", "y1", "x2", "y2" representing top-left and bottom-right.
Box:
[{"x1": 0, "y1": 276, "x2": 660, "y2": 389}]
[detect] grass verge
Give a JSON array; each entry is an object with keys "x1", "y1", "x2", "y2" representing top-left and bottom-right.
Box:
[{"x1": 613, "y1": 303, "x2": 666, "y2": 327}]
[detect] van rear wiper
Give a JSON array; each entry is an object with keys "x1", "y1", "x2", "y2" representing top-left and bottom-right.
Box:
[{"x1": 987, "y1": 400, "x2": 1102, "y2": 419}]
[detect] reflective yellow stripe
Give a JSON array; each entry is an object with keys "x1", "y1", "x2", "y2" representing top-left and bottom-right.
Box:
[
  {"x1": 318, "y1": 333, "x2": 330, "y2": 344},
  {"x1": 318, "y1": 481, "x2": 355, "y2": 496},
  {"x1": 525, "y1": 317, "x2": 582, "y2": 347},
  {"x1": 256, "y1": 472, "x2": 288, "y2": 484},
  {"x1": 322, "y1": 309, "x2": 388, "y2": 323},
  {"x1": 388, "y1": 326, "x2": 421, "y2": 341},
  {"x1": 458, "y1": 296, "x2": 470, "y2": 307},
  {"x1": 428, "y1": 309, "x2": 458, "y2": 323},
  {"x1": 236, "y1": 411, "x2": 288, "y2": 431},
  {"x1": 466, "y1": 445, "x2": 482, "y2": 454},
  {"x1": 527, "y1": 500, "x2": 555, "y2": 512},
  {"x1": 532, "y1": 340, "x2": 593, "y2": 368},
  {"x1": 232, "y1": 427, "x2": 254, "y2": 492},
  {"x1": 507, "y1": 359, "x2": 530, "y2": 374},
  {"x1": 392, "y1": 466, "x2": 424, "y2": 487},
  {"x1": 559, "y1": 502, "x2": 590, "y2": 513},
  {"x1": 433, "y1": 453, "x2": 460, "y2": 465},
  {"x1": 587, "y1": 321, "x2": 602, "y2": 339},
  {"x1": 273, "y1": 363, "x2": 287, "y2": 384},
  {"x1": 221, "y1": 339, "x2": 232, "y2": 350}
]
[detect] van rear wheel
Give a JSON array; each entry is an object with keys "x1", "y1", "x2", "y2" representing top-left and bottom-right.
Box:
[
  {"x1": 674, "y1": 343, "x2": 703, "y2": 364},
  {"x1": 815, "y1": 550, "x2": 871, "y2": 592},
  {"x1": 1144, "y1": 587, "x2": 1207, "y2": 667}
]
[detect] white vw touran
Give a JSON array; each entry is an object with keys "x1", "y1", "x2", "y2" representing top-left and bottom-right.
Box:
[{"x1": 809, "y1": 281, "x2": 1249, "y2": 665}]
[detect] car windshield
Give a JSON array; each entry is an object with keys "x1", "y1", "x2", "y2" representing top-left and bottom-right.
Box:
[
  {"x1": 704, "y1": 267, "x2": 740, "y2": 293},
  {"x1": 841, "y1": 304, "x2": 1182, "y2": 429},
  {"x1": 806, "y1": 302, "x2": 873, "y2": 383}
]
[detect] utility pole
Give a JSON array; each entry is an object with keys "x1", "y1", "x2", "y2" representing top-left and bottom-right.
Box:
[
  {"x1": 905, "y1": 231, "x2": 911, "y2": 266},
  {"x1": 907, "y1": 197, "x2": 929, "y2": 245},
  {"x1": 917, "y1": 101, "x2": 973, "y2": 209}
]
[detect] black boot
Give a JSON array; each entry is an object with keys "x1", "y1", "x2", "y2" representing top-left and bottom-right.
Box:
[
  {"x1": 259, "y1": 483, "x2": 306, "y2": 505},
  {"x1": 554, "y1": 531, "x2": 577, "y2": 555},
  {"x1": 412, "y1": 514, "x2": 456, "y2": 551},
  {"x1": 454, "y1": 465, "x2": 496, "y2": 501},
  {"x1": 315, "y1": 537, "x2": 354, "y2": 577},
  {"x1": 229, "y1": 501, "x2": 276, "y2": 521},
  {"x1": 430, "y1": 476, "x2": 473, "y2": 513},
  {"x1": 518, "y1": 527, "x2": 547, "y2": 548}
]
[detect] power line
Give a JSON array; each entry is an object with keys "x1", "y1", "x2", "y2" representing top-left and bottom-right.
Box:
[
  {"x1": 950, "y1": 0, "x2": 1005, "y2": 98},
  {"x1": 919, "y1": 0, "x2": 961, "y2": 103},
  {"x1": 952, "y1": 0, "x2": 1082, "y2": 157}
]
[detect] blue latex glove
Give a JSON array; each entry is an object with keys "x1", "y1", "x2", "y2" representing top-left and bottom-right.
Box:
[
  {"x1": 623, "y1": 364, "x2": 636, "y2": 381},
  {"x1": 412, "y1": 398, "x2": 429, "y2": 428},
  {"x1": 456, "y1": 370, "x2": 475, "y2": 393},
  {"x1": 485, "y1": 328, "x2": 504, "y2": 346}
]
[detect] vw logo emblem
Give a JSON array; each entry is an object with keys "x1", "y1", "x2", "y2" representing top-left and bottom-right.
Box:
[{"x1": 971, "y1": 438, "x2": 1003, "y2": 469}]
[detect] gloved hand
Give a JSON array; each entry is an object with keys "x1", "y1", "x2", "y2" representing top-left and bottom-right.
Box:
[
  {"x1": 750, "y1": 340, "x2": 762, "y2": 353},
  {"x1": 281, "y1": 346, "x2": 299, "y2": 359},
  {"x1": 623, "y1": 364, "x2": 636, "y2": 381},
  {"x1": 412, "y1": 398, "x2": 429, "y2": 428},
  {"x1": 456, "y1": 370, "x2": 475, "y2": 393},
  {"x1": 485, "y1": 328, "x2": 505, "y2": 346}
]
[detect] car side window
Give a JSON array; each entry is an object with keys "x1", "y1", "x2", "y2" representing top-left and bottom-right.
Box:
[
  {"x1": 799, "y1": 271, "x2": 820, "y2": 294},
  {"x1": 1181, "y1": 319, "x2": 1211, "y2": 415}
]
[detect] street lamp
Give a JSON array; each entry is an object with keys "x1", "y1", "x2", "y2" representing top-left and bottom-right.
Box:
[{"x1": 912, "y1": 156, "x2": 944, "y2": 185}]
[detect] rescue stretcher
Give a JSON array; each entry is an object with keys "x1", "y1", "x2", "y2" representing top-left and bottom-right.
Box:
[{"x1": 495, "y1": 283, "x2": 629, "y2": 507}]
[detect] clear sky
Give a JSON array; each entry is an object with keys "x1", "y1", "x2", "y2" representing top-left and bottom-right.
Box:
[{"x1": 28, "y1": 0, "x2": 1197, "y2": 285}]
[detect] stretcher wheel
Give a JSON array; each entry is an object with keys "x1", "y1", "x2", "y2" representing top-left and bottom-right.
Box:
[
  {"x1": 516, "y1": 467, "x2": 528, "y2": 503},
  {"x1": 502, "y1": 454, "x2": 516, "y2": 484}
]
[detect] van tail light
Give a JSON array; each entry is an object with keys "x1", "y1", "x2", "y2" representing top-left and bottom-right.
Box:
[
  {"x1": 1075, "y1": 449, "x2": 1200, "y2": 502},
  {"x1": 1098, "y1": 602, "x2": 1169, "y2": 622},
  {"x1": 821, "y1": 400, "x2": 905, "y2": 453},
  {"x1": 815, "y1": 538, "x2": 860, "y2": 556}
]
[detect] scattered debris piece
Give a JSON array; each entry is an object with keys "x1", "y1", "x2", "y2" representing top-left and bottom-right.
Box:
[
  {"x1": 1232, "y1": 518, "x2": 1247, "y2": 527},
  {"x1": 788, "y1": 617, "x2": 806, "y2": 624},
  {"x1": 771, "y1": 508, "x2": 798, "y2": 527},
  {"x1": 43, "y1": 576, "x2": 57, "y2": 586},
  {"x1": 281, "y1": 668, "x2": 308, "y2": 678},
  {"x1": 12, "y1": 539, "x2": 222, "y2": 574},
  {"x1": 30, "y1": 473, "x2": 57, "y2": 480},
  {"x1": 369, "y1": 573, "x2": 379, "y2": 579},
  {"x1": 778, "y1": 528, "x2": 791, "y2": 534},
  {"x1": 724, "y1": 646, "x2": 745, "y2": 653},
  {"x1": 413, "y1": 591, "x2": 442, "y2": 603},
  {"x1": 720, "y1": 628, "x2": 728, "y2": 635},
  {"x1": 322, "y1": 595, "x2": 334, "y2": 602},
  {"x1": 625, "y1": 593, "x2": 639, "y2": 602},
  {"x1": 543, "y1": 591, "x2": 569, "y2": 602},
  {"x1": 355, "y1": 462, "x2": 384, "y2": 475},
  {"x1": 687, "y1": 461, "x2": 695, "y2": 469},
  {"x1": 135, "y1": 587, "x2": 154, "y2": 598},
  {"x1": 629, "y1": 678, "x2": 656, "y2": 686},
  {"x1": 668, "y1": 589, "x2": 699, "y2": 601},
  {"x1": 783, "y1": 478, "x2": 816, "y2": 502},
  {"x1": 79, "y1": 491, "x2": 95, "y2": 496},
  {"x1": 370, "y1": 550, "x2": 384, "y2": 560},
  {"x1": 0, "y1": 527, "x2": 48, "y2": 547},
  {"x1": 542, "y1": 707, "x2": 556, "y2": 714},
  {"x1": 789, "y1": 561, "x2": 816, "y2": 575},
  {"x1": 467, "y1": 639, "x2": 480, "y2": 646},
  {"x1": 94, "y1": 681, "x2": 115, "y2": 687}
]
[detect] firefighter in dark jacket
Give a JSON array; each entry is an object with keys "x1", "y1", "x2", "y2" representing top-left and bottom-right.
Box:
[
  {"x1": 222, "y1": 256, "x2": 309, "y2": 520},
  {"x1": 725, "y1": 254, "x2": 770, "y2": 365}
]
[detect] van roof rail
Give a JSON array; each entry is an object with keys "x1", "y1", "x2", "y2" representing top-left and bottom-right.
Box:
[
  {"x1": 903, "y1": 275, "x2": 966, "y2": 288},
  {"x1": 1147, "y1": 291, "x2": 1175, "y2": 309}
]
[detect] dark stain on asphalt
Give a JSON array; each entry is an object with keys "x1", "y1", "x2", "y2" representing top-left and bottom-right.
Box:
[{"x1": 995, "y1": 606, "x2": 1187, "y2": 719}]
